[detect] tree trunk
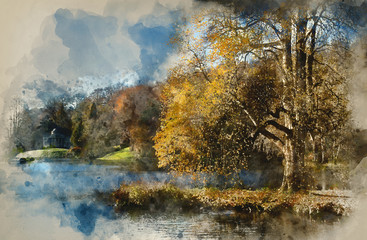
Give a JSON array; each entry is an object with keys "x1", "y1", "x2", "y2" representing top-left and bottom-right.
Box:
[
  {"x1": 313, "y1": 136, "x2": 325, "y2": 163},
  {"x1": 280, "y1": 9, "x2": 309, "y2": 192},
  {"x1": 281, "y1": 139, "x2": 295, "y2": 191},
  {"x1": 281, "y1": 128, "x2": 306, "y2": 192}
]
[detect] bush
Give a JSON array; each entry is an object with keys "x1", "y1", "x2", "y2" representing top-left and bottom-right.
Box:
[{"x1": 112, "y1": 184, "x2": 199, "y2": 212}]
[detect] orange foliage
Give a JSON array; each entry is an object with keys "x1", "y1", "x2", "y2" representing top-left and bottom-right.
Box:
[{"x1": 112, "y1": 85, "x2": 161, "y2": 155}]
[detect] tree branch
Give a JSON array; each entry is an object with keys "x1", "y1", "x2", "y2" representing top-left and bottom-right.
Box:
[
  {"x1": 267, "y1": 106, "x2": 287, "y2": 118},
  {"x1": 264, "y1": 120, "x2": 293, "y2": 137},
  {"x1": 252, "y1": 126, "x2": 284, "y2": 146}
]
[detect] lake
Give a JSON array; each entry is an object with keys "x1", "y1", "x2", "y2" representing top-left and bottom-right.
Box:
[{"x1": 0, "y1": 158, "x2": 346, "y2": 239}]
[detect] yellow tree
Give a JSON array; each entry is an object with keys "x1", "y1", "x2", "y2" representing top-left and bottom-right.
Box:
[
  {"x1": 154, "y1": 14, "x2": 277, "y2": 175},
  {"x1": 155, "y1": 1, "x2": 354, "y2": 191}
]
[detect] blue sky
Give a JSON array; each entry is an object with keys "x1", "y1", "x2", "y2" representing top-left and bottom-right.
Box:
[{"x1": 3, "y1": 0, "x2": 194, "y2": 108}]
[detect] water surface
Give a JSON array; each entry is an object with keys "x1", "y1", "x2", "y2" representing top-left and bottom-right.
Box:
[{"x1": 0, "y1": 158, "x2": 341, "y2": 239}]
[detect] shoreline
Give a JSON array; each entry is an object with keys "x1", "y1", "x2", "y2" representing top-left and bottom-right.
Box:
[
  {"x1": 10, "y1": 152, "x2": 358, "y2": 219},
  {"x1": 15, "y1": 148, "x2": 75, "y2": 159},
  {"x1": 112, "y1": 183, "x2": 356, "y2": 218}
]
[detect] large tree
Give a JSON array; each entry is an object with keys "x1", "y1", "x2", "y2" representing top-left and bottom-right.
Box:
[{"x1": 155, "y1": 1, "x2": 355, "y2": 191}]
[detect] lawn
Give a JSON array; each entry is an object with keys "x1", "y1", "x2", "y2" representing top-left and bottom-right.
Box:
[
  {"x1": 16, "y1": 148, "x2": 70, "y2": 159},
  {"x1": 98, "y1": 147, "x2": 136, "y2": 163}
]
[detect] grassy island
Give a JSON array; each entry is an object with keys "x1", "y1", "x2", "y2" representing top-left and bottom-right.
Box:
[{"x1": 112, "y1": 183, "x2": 354, "y2": 218}]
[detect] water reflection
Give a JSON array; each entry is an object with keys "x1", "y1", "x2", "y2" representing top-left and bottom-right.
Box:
[{"x1": 0, "y1": 158, "x2": 339, "y2": 239}]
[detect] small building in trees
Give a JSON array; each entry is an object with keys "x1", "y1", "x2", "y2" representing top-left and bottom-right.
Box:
[{"x1": 43, "y1": 127, "x2": 71, "y2": 148}]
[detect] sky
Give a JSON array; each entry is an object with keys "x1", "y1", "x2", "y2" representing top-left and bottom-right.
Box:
[
  {"x1": 0, "y1": 0, "x2": 106, "y2": 106},
  {"x1": 0, "y1": 0, "x2": 196, "y2": 113}
]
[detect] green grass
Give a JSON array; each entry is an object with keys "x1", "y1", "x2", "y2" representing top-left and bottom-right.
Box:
[
  {"x1": 16, "y1": 148, "x2": 71, "y2": 159},
  {"x1": 41, "y1": 148, "x2": 69, "y2": 158},
  {"x1": 98, "y1": 147, "x2": 136, "y2": 163}
]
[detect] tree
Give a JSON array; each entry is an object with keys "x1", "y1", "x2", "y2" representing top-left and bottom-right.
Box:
[
  {"x1": 89, "y1": 102, "x2": 97, "y2": 119},
  {"x1": 7, "y1": 98, "x2": 41, "y2": 152},
  {"x1": 71, "y1": 96, "x2": 119, "y2": 158},
  {"x1": 71, "y1": 114, "x2": 84, "y2": 148},
  {"x1": 40, "y1": 99, "x2": 72, "y2": 136},
  {"x1": 113, "y1": 85, "x2": 161, "y2": 156},
  {"x1": 69, "y1": 85, "x2": 160, "y2": 159},
  {"x1": 8, "y1": 102, "x2": 34, "y2": 152},
  {"x1": 155, "y1": 1, "x2": 354, "y2": 191}
]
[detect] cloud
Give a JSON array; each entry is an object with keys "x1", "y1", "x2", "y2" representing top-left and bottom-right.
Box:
[
  {"x1": 128, "y1": 22, "x2": 174, "y2": 81},
  {"x1": 23, "y1": 79, "x2": 70, "y2": 103},
  {"x1": 3, "y1": 0, "x2": 194, "y2": 109},
  {"x1": 54, "y1": 9, "x2": 117, "y2": 78}
]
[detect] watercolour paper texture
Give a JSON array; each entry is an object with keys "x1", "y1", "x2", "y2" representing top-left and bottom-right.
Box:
[{"x1": 1, "y1": 0, "x2": 367, "y2": 239}]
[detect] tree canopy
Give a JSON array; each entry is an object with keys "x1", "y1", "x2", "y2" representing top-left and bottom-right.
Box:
[{"x1": 154, "y1": 0, "x2": 355, "y2": 191}]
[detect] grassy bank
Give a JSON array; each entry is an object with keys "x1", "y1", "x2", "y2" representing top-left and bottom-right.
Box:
[
  {"x1": 16, "y1": 148, "x2": 75, "y2": 159},
  {"x1": 112, "y1": 183, "x2": 354, "y2": 217},
  {"x1": 97, "y1": 147, "x2": 138, "y2": 169},
  {"x1": 98, "y1": 147, "x2": 158, "y2": 170},
  {"x1": 98, "y1": 147, "x2": 135, "y2": 161}
]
